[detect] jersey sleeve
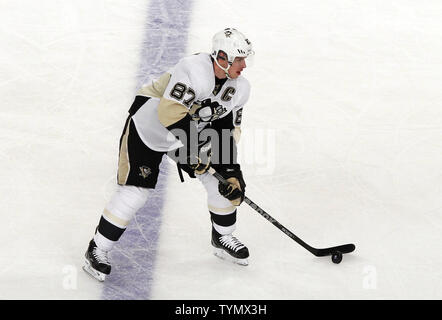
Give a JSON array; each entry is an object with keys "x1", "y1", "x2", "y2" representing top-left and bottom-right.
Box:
[
  {"x1": 158, "y1": 57, "x2": 208, "y2": 129},
  {"x1": 232, "y1": 77, "x2": 250, "y2": 128},
  {"x1": 230, "y1": 78, "x2": 250, "y2": 143},
  {"x1": 162, "y1": 58, "x2": 206, "y2": 109}
]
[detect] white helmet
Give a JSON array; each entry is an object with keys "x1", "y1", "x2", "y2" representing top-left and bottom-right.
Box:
[{"x1": 211, "y1": 28, "x2": 254, "y2": 77}]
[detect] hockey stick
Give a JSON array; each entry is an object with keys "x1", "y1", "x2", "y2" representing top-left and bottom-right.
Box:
[{"x1": 207, "y1": 167, "x2": 355, "y2": 264}]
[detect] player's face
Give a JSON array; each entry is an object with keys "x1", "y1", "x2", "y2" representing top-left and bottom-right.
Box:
[
  {"x1": 216, "y1": 53, "x2": 247, "y2": 79},
  {"x1": 228, "y1": 57, "x2": 247, "y2": 79}
]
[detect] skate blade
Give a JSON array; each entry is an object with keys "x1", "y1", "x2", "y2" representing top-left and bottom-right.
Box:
[
  {"x1": 83, "y1": 259, "x2": 106, "y2": 282},
  {"x1": 213, "y1": 247, "x2": 249, "y2": 266}
]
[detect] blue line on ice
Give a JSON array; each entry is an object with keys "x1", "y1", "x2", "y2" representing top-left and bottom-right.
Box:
[{"x1": 102, "y1": 0, "x2": 193, "y2": 300}]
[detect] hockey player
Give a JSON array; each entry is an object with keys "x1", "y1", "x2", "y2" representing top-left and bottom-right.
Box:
[{"x1": 83, "y1": 28, "x2": 254, "y2": 282}]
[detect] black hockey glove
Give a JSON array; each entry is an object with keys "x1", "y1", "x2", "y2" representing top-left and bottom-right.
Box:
[
  {"x1": 192, "y1": 99, "x2": 224, "y2": 122},
  {"x1": 214, "y1": 164, "x2": 246, "y2": 206}
]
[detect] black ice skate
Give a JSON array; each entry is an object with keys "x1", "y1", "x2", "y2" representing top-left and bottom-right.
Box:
[
  {"x1": 83, "y1": 239, "x2": 111, "y2": 282},
  {"x1": 211, "y1": 228, "x2": 249, "y2": 266}
]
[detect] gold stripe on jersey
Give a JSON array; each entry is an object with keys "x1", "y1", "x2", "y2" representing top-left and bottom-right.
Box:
[
  {"x1": 208, "y1": 204, "x2": 236, "y2": 214},
  {"x1": 117, "y1": 119, "x2": 131, "y2": 185},
  {"x1": 103, "y1": 208, "x2": 130, "y2": 227},
  {"x1": 157, "y1": 98, "x2": 189, "y2": 127},
  {"x1": 233, "y1": 127, "x2": 241, "y2": 144},
  {"x1": 138, "y1": 72, "x2": 171, "y2": 98}
]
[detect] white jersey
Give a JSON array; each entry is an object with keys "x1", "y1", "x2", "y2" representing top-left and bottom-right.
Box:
[{"x1": 132, "y1": 53, "x2": 250, "y2": 152}]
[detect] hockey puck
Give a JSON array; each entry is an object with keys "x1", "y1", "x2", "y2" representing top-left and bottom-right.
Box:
[{"x1": 331, "y1": 252, "x2": 343, "y2": 264}]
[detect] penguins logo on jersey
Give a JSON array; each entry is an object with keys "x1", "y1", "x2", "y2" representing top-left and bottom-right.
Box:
[
  {"x1": 213, "y1": 104, "x2": 228, "y2": 120},
  {"x1": 139, "y1": 166, "x2": 152, "y2": 179}
]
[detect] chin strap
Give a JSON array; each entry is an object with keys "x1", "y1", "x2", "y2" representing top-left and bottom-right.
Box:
[{"x1": 214, "y1": 57, "x2": 232, "y2": 79}]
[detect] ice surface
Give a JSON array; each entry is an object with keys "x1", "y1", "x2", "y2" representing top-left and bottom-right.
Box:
[{"x1": 1, "y1": 0, "x2": 441, "y2": 299}]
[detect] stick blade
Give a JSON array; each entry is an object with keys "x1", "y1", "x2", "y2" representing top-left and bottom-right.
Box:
[{"x1": 314, "y1": 243, "x2": 356, "y2": 257}]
